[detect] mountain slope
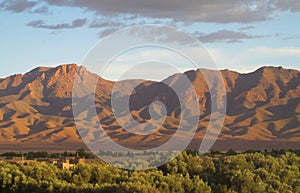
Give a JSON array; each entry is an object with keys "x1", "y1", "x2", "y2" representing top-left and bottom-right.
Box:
[{"x1": 0, "y1": 64, "x2": 299, "y2": 151}]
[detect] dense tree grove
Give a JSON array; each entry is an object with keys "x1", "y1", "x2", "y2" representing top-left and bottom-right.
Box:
[{"x1": 0, "y1": 151, "x2": 299, "y2": 193}]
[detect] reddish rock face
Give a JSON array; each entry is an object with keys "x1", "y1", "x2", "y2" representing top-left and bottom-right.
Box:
[{"x1": 0, "y1": 64, "x2": 299, "y2": 151}]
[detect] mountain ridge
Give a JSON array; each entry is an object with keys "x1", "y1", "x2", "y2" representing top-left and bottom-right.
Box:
[{"x1": 0, "y1": 64, "x2": 299, "y2": 151}]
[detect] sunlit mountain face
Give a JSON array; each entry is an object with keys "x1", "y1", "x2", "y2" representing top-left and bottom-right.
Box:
[{"x1": 0, "y1": 64, "x2": 299, "y2": 152}]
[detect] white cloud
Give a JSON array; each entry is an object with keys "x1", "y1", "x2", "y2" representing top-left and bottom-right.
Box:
[
  {"x1": 209, "y1": 46, "x2": 300, "y2": 73},
  {"x1": 247, "y1": 46, "x2": 300, "y2": 56}
]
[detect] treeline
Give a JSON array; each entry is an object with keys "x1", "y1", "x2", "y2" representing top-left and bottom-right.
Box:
[
  {"x1": 2, "y1": 148, "x2": 299, "y2": 159},
  {"x1": 0, "y1": 148, "x2": 93, "y2": 159},
  {"x1": 0, "y1": 151, "x2": 299, "y2": 193},
  {"x1": 205, "y1": 148, "x2": 300, "y2": 157}
]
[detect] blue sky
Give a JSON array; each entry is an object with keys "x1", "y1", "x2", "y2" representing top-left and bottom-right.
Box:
[{"x1": 1, "y1": 0, "x2": 300, "y2": 80}]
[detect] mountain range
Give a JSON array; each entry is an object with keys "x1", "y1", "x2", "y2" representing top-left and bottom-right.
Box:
[{"x1": 0, "y1": 64, "x2": 299, "y2": 152}]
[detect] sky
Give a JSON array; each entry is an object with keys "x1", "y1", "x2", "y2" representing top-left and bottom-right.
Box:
[{"x1": 1, "y1": 0, "x2": 300, "y2": 80}]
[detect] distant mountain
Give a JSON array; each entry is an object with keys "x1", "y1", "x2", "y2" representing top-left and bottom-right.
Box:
[{"x1": 0, "y1": 64, "x2": 299, "y2": 151}]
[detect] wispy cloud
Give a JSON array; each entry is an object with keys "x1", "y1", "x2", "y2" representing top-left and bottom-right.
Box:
[
  {"x1": 238, "y1": 26, "x2": 255, "y2": 31},
  {"x1": 93, "y1": 18, "x2": 176, "y2": 38},
  {"x1": 0, "y1": 0, "x2": 37, "y2": 13},
  {"x1": 282, "y1": 34, "x2": 300, "y2": 40},
  {"x1": 98, "y1": 27, "x2": 120, "y2": 37},
  {"x1": 31, "y1": 5, "x2": 49, "y2": 14},
  {"x1": 89, "y1": 20, "x2": 125, "y2": 28},
  {"x1": 209, "y1": 46, "x2": 300, "y2": 73},
  {"x1": 247, "y1": 46, "x2": 300, "y2": 56},
  {"x1": 233, "y1": 46, "x2": 300, "y2": 71},
  {"x1": 27, "y1": 18, "x2": 87, "y2": 30},
  {"x1": 90, "y1": 19, "x2": 126, "y2": 37},
  {"x1": 194, "y1": 30, "x2": 268, "y2": 43}
]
